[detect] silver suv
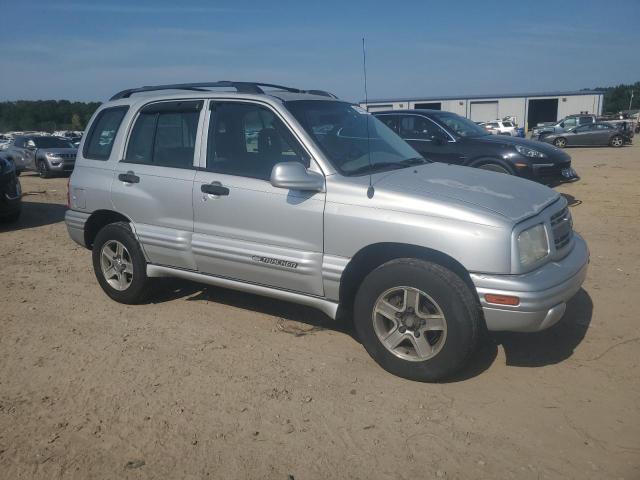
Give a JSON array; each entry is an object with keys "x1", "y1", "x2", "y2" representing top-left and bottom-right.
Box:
[
  {"x1": 65, "y1": 82, "x2": 589, "y2": 381},
  {"x1": 3, "y1": 135, "x2": 77, "y2": 177}
]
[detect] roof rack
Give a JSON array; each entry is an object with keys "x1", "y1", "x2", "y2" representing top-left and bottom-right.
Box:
[{"x1": 110, "y1": 81, "x2": 338, "y2": 101}]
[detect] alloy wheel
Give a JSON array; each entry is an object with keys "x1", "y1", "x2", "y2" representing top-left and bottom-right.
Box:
[
  {"x1": 100, "y1": 240, "x2": 134, "y2": 291},
  {"x1": 372, "y1": 286, "x2": 447, "y2": 362}
]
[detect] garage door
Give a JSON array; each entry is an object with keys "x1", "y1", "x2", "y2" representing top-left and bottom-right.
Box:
[{"x1": 470, "y1": 101, "x2": 498, "y2": 122}]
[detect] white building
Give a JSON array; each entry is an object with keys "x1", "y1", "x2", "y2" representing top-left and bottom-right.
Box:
[{"x1": 361, "y1": 90, "x2": 604, "y2": 131}]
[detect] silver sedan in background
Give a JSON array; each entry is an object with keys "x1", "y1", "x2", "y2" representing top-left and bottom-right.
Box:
[{"x1": 539, "y1": 123, "x2": 631, "y2": 148}]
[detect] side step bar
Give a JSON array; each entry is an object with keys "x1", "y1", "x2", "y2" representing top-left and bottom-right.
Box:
[{"x1": 146, "y1": 264, "x2": 339, "y2": 319}]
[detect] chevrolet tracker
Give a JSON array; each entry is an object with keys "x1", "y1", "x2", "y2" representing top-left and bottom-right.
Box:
[{"x1": 65, "y1": 82, "x2": 589, "y2": 381}]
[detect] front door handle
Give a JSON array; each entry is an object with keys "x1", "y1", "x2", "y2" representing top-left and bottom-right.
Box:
[
  {"x1": 118, "y1": 171, "x2": 140, "y2": 184},
  {"x1": 201, "y1": 183, "x2": 229, "y2": 196}
]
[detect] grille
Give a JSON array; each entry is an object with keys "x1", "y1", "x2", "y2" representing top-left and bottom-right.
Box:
[
  {"x1": 59, "y1": 153, "x2": 76, "y2": 160},
  {"x1": 550, "y1": 207, "x2": 572, "y2": 250}
]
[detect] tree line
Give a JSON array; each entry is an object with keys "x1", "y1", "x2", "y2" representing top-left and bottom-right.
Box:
[
  {"x1": 0, "y1": 100, "x2": 101, "y2": 133},
  {"x1": 595, "y1": 81, "x2": 640, "y2": 114},
  {"x1": 0, "y1": 82, "x2": 637, "y2": 133}
]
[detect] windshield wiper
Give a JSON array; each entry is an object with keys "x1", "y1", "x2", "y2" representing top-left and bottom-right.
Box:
[
  {"x1": 399, "y1": 157, "x2": 429, "y2": 165},
  {"x1": 346, "y1": 158, "x2": 429, "y2": 176},
  {"x1": 346, "y1": 162, "x2": 403, "y2": 176}
]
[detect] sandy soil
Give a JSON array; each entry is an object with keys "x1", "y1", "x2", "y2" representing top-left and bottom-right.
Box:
[{"x1": 1, "y1": 143, "x2": 639, "y2": 480}]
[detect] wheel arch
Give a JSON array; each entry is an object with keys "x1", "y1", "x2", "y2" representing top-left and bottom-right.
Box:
[
  {"x1": 84, "y1": 209, "x2": 132, "y2": 249},
  {"x1": 338, "y1": 242, "x2": 477, "y2": 312},
  {"x1": 467, "y1": 156, "x2": 515, "y2": 173}
]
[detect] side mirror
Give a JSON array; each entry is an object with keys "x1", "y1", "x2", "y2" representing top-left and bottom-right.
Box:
[
  {"x1": 270, "y1": 162, "x2": 324, "y2": 192},
  {"x1": 26, "y1": 140, "x2": 36, "y2": 150}
]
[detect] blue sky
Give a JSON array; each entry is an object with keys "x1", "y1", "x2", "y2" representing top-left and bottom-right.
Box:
[{"x1": 1, "y1": 0, "x2": 639, "y2": 102}]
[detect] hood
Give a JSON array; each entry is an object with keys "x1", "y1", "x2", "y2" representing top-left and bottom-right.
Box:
[
  {"x1": 472, "y1": 134, "x2": 568, "y2": 158},
  {"x1": 374, "y1": 163, "x2": 560, "y2": 224},
  {"x1": 40, "y1": 148, "x2": 77, "y2": 155}
]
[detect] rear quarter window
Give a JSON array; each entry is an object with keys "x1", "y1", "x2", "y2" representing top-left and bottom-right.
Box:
[{"x1": 83, "y1": 106, "x2": 129, "y2": 160}]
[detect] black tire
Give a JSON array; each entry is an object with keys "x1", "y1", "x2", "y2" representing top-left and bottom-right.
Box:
[
  {"x1": 37, "y1": 160, "x2": 52, "y2": 178},
  {"x1": 553, "y1": 137, "x2": 567, "y2": 148},
  {"x1": 354, "y1": 259, "x2": 481, "y2": 382},
  {"x1": 15, "y1": 170, "x2": 21, "y2": 177},
  {"x1": 92, "y1": 222, "x2": 152, "y2": 304},
  {"x1": 477, "y1": 162, "x2": 513, "y2": 175},
  {"x1": 609, "y1": 135, "x2": 624, "y2": 148}
]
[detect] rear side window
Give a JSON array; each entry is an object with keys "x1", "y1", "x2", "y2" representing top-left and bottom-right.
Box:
[
  {"x1": 83, "y1": 106, "x2": 129, "y2": 160},
  {"x1": 125, "y1": 101, "x2": 201, "y2": 168}
]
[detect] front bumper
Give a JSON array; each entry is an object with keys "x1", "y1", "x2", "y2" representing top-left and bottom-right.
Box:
[
  {"x1": 526, "y1": 162, "x2": 579, "y2": 185},
  {"x1": 471, "y1": 233, "x2": 589, "y2": 332},
  {"x1": 46, "y1": 159, "x2": 75, "y2": 173}
]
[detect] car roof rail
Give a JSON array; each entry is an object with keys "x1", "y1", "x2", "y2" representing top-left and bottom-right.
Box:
[{"x1": 109, "y1": 81, "x2": 338, "y2": 100}]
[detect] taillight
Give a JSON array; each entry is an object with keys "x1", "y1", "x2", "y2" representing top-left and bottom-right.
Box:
[{"x1": 66, "y1": 177, "x2": 71, "y2": 208}]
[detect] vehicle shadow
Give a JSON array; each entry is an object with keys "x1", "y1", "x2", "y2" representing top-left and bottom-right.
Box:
[
  {"x1": 151, "y1": 280, "x2": 592, "y2": 380},
  {"x1": 151, "y1": 278, "x2": 348, "y2": 333},
  {"x1": 442, "y1": 288, "x2": 592, "y2": 382},
  {"x1": 0, "y1": 200, "x2": 67, "y2": 232},
  {"x1": 493, "y1": 288, "x2": 592, "y2": 367}
]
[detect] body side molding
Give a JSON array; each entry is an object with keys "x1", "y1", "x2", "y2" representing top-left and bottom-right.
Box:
[{"x1": 146, "y1": 264, "x2": 339, "y2": 319}]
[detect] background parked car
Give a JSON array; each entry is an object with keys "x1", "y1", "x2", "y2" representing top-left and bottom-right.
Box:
[
  {"x1": 531, "y1": 114, "x2": 596, "y2": 139},
  {"x1": 485, "y1": 120, "x2": 517, "y2": 136},
  {"x1": 0, "y1": 155, "x2": 21, "y2": 222},
  {"x1": 3, "y1": 135, "x2": 77, "y2": 177},
  {"x1": 539, "y1": 123, "x2": 631, "y2": 148},
  {"x1": 374, "y1": 109, "x2": 578, "y2": 184}
]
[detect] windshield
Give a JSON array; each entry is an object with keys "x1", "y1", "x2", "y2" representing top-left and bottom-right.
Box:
[
  {"x1": 32, "y1": 137, "x2": 75, "y2": 148},
  {"x1": 431, "y1": 112, "x2": 490, "y2": 138},
  {"x1": 286, "y1": 100, "x2": 423, "y2": 176}
]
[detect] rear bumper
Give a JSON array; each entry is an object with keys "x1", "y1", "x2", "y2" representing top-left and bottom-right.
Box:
[
  {"x1": 471, "y1": 233, "x2": 589, "y2": 332},
  {"x1": 65, "y1": 209, "x2": 90, "y2": 247}
]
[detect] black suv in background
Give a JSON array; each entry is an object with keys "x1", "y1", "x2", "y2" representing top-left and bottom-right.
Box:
[
  {"x1": 374, "y1": 109, "x2": 578, "y2": 185},
  {"x1": 0, "y1": 156, "x2": 22, "y2": 222}
]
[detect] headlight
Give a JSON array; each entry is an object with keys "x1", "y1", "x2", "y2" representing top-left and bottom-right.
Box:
[
  {"x1": 518, "y1": 224, "x2": 549, "y2": 267},
  {"x1": 515, "y1": 144, "x2": 547, "y2": 158},
  {"x1": 46, "y1": 152, "x2": 61, "y2": 158}
]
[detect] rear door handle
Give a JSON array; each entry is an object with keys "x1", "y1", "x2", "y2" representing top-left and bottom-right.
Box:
[
  {"x1": 118, "y1": 171, "x2": 140, "y2": 184},
  {"x1": 201, "y1": 183, "x2": 229, "y2": 196}
]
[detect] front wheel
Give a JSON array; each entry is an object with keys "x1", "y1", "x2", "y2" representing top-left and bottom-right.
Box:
[
  {"x1": 477, "y1": 162, "x2": 512, "y2": 175},
  {"x1": 92, "y1": 222, "x2": 152, "y2": 304},
  {"x1": 610, "y1": 135, "x2": 624, "y2": 147},
  {"x1": 354, "y1": 259, "x2": 481, "y2": 382},
  {"x1": 37, "y1": 160, "x2": 52, "y2": 178}
]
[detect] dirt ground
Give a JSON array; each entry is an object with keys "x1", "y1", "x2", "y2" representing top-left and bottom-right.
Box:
[{"x1": 1, "y1": 142, "x2": 639, "y2": 480}]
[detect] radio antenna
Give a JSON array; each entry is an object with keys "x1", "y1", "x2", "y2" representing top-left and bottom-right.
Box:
[{"x1": 362, "y1": 37, "x2": 374, "y2": 199}]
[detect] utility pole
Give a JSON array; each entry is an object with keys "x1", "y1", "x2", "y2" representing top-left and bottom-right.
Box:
[{"x1": 630, "y1": 90, "x2": 634, "y2": 110}]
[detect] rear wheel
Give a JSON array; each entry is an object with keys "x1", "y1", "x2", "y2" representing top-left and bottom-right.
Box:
[
  {"x1": 553, "y1": 137, "x2": 567, "y2": 148},
  {"x1": 354, "y1": 259, "x2": 481, "y2": 382},
  {"x1": 92, "y1": 222, "x2": 152, "y2": 304},
  {"x1": 610, "y1": 135, "x2": 624, "y2": 147}
]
